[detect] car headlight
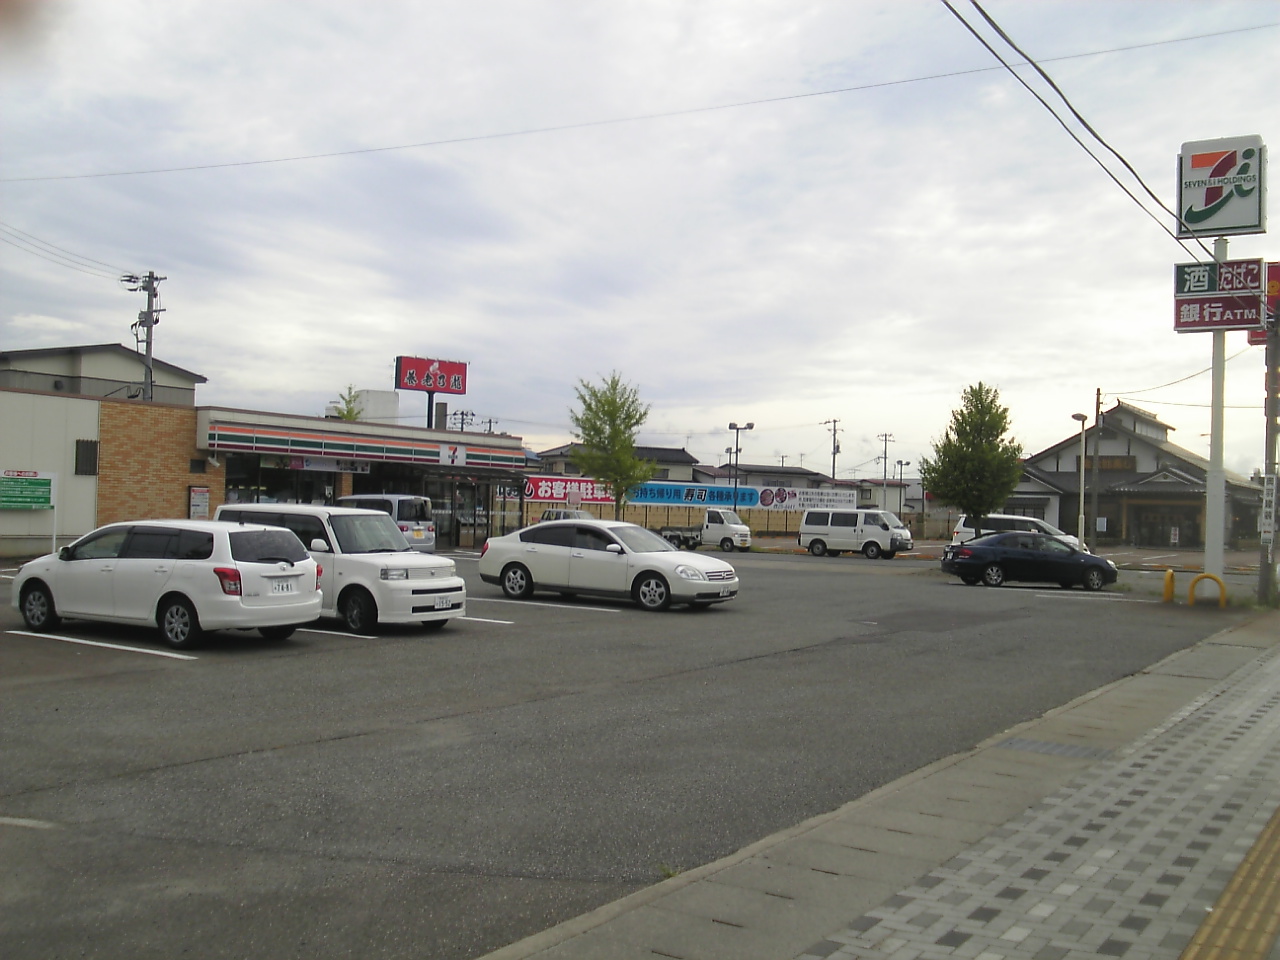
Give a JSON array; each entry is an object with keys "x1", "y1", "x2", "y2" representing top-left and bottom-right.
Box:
[
  {"x1": 1106, "y1": 560, "x2": 1118, "y2": 570},
  {"x1": 380, "y1": 568, "x2": 410, "y2": 581},
  {"x1": 674, "y1": 564, "x2": 708, "y2": 582}
]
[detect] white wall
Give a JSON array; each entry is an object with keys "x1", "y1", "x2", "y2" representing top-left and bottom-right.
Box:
[{"x1": 0, "y1": 392, "x2": 99, "y2": 557}]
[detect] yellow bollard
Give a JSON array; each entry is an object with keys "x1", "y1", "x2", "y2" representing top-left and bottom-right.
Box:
[
  {"x1": 1188, "y1": 573, "x2": 1227, "y2": 608},
  {"x1": 1162, "y1": 568, "x2": 1175, "y2": 603}
]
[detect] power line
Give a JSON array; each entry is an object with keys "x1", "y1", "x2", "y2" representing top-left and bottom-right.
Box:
[
  {"x1": 0, "y1": 220, "x2": 132, "y2": 273},
  {"x1": 0, "y1": 225, "x2": 132, "y2": 280},
  {"x1": 1109, "y1": 346, "x2": 1257, "y2": 396},
  {"x1": 939, "y1": 1, "x2": 1216, "y2": 260},
  {"x1": 959, "y1": 0, "x2": 1217, "y2": 261},
  {"x1": 3, "y1": 22, "x2": 1273, "y2": 184}
]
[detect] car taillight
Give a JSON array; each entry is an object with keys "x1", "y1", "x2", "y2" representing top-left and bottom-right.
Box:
[
  {"x1": 316, "y1": 563, "x2": 323, "y2": 590},
  {"x1": 427, "y1": 522, "x2": 435, "y2": 534},
  {"x1": 480, "y1": 541, "x2": 489, "y2": 557},
  {"x1": 398, "y1": 523, "x2": 410, "y2": 532},
  {"x1": 214, "y1": 567, "x2": 242, "y2": 596},
  {"x1": 956, "y1": 548, "x2": 975, "y2": 559}
]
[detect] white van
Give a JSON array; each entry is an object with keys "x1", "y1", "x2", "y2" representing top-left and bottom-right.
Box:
[
  {"x1": 797, "y1": 509, "x2": 912, "y2": 559},
  {"x1": 337, "y1": 494, "x2": 435, "y2": 552},
  {"x1": 951, "y1": 514, "x2": 1086, "y2": 551},
  {"x1": 214, "y1": 503, "x2": 465, "y2": 632}
]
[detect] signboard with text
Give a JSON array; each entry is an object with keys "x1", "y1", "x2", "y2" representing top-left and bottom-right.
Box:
[
  {"x1": 1177, "y1": 135, "x2": 1266, "y2": 238},
  {"x1": 1247, "y1": 262, "x2": 1280, "y2": 345},
  {"x1": 0, "y1": 469, "x2": 55, "y2": 510},
  {"x1": 394, "y1": 356, "x2": 468, "y2": 395},
  {"x1": 1174, "y1": 258, "x2": 1265, "y2": 332}
]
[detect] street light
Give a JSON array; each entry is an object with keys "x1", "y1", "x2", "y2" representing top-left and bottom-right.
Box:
[
  {"x1": 1072, "y1": 413, "x2": 1088, "y2": 542},
  {"x1": 728, "y1": 421, "x2": 754, "y2": 510},
  {"x1": 895, "y1": 459, "x2": 911, "y2": 514}
]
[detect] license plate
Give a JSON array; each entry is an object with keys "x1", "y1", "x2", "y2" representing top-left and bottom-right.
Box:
[
  {"x1": 719, "y1": 586, "x2": 733, "y2": 597},
  {"x1": 271, "y1": 580, "x2": 296, "y2": 594},
  {"x1": 434, "y1": 596, "x2": 452, "y2": 610},
  {"x1": 413, "y1": 529, "x2": 424, "y2": 539}
]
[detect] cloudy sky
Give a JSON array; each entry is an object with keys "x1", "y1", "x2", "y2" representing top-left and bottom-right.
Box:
[{"x1": 2, "y1": 1, "x2": 1277, "y2": 480}]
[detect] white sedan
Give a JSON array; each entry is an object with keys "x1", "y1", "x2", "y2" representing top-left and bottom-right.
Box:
[{"x1": 478, "y1": 519, "x2": 739, "y2": 611}]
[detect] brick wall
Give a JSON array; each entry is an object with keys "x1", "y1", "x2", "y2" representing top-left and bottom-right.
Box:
[{"x1": 98, "y1": 401, "x2": 226, "y2": 523}]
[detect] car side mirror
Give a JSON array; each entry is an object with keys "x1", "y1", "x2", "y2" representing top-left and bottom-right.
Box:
[
  {"x1": 58, "y1": 546, "x2": 72, "y2": 560},
  {"x1": 607, "y1": 543, "x2": 623, "y2": 554},
  {"x1": 310, "y1": 539, "x2": 332, "y2": 552},
  {"x1": 881, "y1": 523, "x2": 890, "y2": 530}
]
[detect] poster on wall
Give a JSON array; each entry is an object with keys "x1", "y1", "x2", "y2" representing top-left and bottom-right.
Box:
[{"x1": 188, "y1": 485, "x2": 210, "y2": 520}]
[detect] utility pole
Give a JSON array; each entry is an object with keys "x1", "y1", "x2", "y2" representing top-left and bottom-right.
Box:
[
  {"x1": 124, "y1": 271, "x2": 166, "y2": 401},
  {"x1": 822, "y1": 419, "x2": 841, "y2": 481},
  {"x1": 1089, "y1": 390, "x2": 1101, "y2": 554},
  {"x1": 481, "y1": 417, "x2": 499, "y2": 434},
  {"x1": 450, "y1": 409, "x2": 476, "y2": 430},
  {"x1": 778, "y1": 454, "x2": 788, "y2": 467},
  {"x1": 878, "y1": 433, "x2": 895, "y2": 509},
  {"x1": 1259, "y1": 304, "x2": 1278, "y2": 605}
]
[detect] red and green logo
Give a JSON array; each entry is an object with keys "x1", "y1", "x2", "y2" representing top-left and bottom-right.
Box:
[{"x1": 1183, "y1": 146, "x2": 1259, "y2": 225}]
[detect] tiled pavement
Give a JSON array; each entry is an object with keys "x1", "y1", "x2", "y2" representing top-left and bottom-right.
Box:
[{"x1": 481, "y1": 613, "x2": 1280, "y2": 960}]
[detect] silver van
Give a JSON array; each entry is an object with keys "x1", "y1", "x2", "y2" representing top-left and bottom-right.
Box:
[
  {"x1": 797, "y1": 508, "x2": 913, "y2": 559},
  {"x1": 337, "y1": 494, "x2": 435, "y2": 552},
  {"x1": 951, "y1": 514, "x2": 1085, "y2": 551}
]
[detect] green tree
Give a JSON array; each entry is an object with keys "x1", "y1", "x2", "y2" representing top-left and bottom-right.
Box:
[
  {"x1": 334, "y1": 384, "x2": 362, "y2": 421},
  {"x1": 568, "y1": 372, "x2": 656, "y2": 519},
  {"x1": 918, "y1": 382, "x2": 1024, "y2": 520}
]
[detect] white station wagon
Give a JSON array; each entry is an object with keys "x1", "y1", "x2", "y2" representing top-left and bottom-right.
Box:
[
  {"x1": 478, "y1": 519, "x2": 739, "y2": 611},
  {"x1": 12, "y1": 519, "x2": 323, "y2": 649}
]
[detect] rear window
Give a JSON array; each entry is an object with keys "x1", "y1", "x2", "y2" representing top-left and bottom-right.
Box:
[
  {"x1": 396, "y1": 499, "x2": 431, "y2": 522},
  {"x1": 229, "y1": 528, "x2": 309, "y2": 563},
  {"x1": 831, "y1": 513, "x2": 858, "y2": 527}
]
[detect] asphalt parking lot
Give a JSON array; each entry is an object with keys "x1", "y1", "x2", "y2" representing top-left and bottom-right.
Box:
[{"x1": 0, "y1": 549, "x2": 1254, "y2": 960}]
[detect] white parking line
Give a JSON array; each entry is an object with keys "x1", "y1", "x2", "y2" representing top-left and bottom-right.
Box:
[
  {"x1": 468, "y1": 597, "x2": 621, "y2": 613},
  {"x1": 1033, "y1": 593, "x2": 1158, "y2": 604},
  {"x1": 0, "y1": 816, "x2": 59, "y2": 830},
  {"x1": 300, "y1": 628, "x2": 379, "y2": 639},
  {"x1": 6, "y1": 630, "x2": 198, "y2": 660},
  {"x1": 459, "y1": 616, "x2": 515, "y2": 625}
]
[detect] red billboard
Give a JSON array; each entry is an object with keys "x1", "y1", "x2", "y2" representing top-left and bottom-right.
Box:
[{"x1": 395, "y1": 356, "x2": 467, "y2": 395}]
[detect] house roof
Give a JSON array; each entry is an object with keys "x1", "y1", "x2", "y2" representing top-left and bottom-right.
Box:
[
  {"x1": 0, "y1": 343, "x2": 208, "y2": 383},
  {"x1": 536, "y1": 442, "x2": 699, "y2": 465},
  {"x1": 732, "y1": 463, "x2": 830, "y2": 480}
]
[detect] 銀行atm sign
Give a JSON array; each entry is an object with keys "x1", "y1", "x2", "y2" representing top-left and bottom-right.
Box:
[{"x1": 395, "y1": 356, "x2": 468, "y2": 395}]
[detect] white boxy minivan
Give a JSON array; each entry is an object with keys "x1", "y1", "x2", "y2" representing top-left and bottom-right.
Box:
[
  {"x1": 951, "y1": 514, "x2": 1086, "y2": 551},
  {"x1": 215, "y1": 504, "x2": 465, "y2": 632},
  {"x1": 797, "y1": 509, "x2": 913, "y2": 559}
]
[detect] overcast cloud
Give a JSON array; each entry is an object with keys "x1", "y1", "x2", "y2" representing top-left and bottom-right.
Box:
[{"x1": 2, "y1": 1, "x2": 1278, "y2": 480}]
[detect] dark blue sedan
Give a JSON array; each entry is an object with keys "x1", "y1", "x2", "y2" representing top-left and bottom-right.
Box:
[{"x1": 941, "y1": 531, "x2": 1118, "y2": 590}]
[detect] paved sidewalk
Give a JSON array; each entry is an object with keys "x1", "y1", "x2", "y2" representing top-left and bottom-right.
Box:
[{"x1": 478, "y1": 612, "x2": 1280, "y2": 960}]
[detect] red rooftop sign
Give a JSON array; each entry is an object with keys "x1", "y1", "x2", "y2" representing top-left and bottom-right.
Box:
[{"x1": 395, "y1": 356, "x2": 468, "y2": 395}]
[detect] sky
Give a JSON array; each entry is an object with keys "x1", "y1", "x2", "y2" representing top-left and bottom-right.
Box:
[{"x1": 2, "y1": 0, "x2": 1278, "y2": 482}]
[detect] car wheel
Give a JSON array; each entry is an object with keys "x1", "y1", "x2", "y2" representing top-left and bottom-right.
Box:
[
  {"x1": 258, "y1": 625, "x2": 296, "y2": 641},
  {"x1": 501, "y1": 563, "x2": 534, "y2": 599},
  {"x1": 719, "y1": 538, "x2": 734, "y2": 552},
  {"x1": 809, "y1": 540, "x2": 828, "y2": 557},
  {"x1": 1082, "y1": 568, "x2": 1105, "y2": 591},
  {"x1": 961, "y1": 576, "x2": 980, "y2": 586},
  {"x1": 158, "y1": 596, "x2": 203, "y2": 649},
  {"x1": 340, "y1": 589, "x2": 378, "y2": 633},
  {"x1": 20, "y1": 583, "x2": 61, "y2": 631},
  {"x1": 981, "y1": 563, "x2": 1005, "y2": 587},
  {"x1": 863, "y1": 542, "x2": 882, "y2": 560},
  {"x1": 633, "y1": 573, "x2": 671, "y2": 611}
]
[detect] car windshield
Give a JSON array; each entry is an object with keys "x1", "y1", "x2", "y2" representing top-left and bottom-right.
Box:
[
  {"x1": 1040, "y1": 520, "x2": 1068, "y2": 537},
  {"x1": 330, "y1": 514, "x2": 412, "y2": 553},
  {"x1": 612, "y1": 525, "x2": 678, "y2": 553},
  {"x1": 719, "y1": 509, "x2": 743, "y2": 525},
  {"x1": 230, "y1": 529, "x2": 309, "y2": 564},
  {"x1": 882, "y1": 513, "x2": 905, "y2": 527}
]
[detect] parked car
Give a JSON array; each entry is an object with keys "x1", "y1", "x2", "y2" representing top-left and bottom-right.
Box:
[
  {"x1": 12, "y1": 520, "x2": 323, "y2": 648},
  {"x1": 797, "y1": 508, "x2": 912, "y2": 559},
  {"x1": 952, "y1": 514, "x2": 1086, "y2": 551},
  {"x1": 214, "y1": 504, "x2": 465, "y2": 632},
  {"x1": 539, "y1": 509, "x2": 595, "y2": 522},
  {"x1": 657, "y1": 508, "x2": 752, "y2": 552},
  {"x1": 478, "y1": 518, "x2": 739, "y2": 611},
  {"x1": 940, "y1": 531, "x2": 1117, "y2": 590},
  {"x1": 337, "y1": 494, "x2": 436, "y2": 552}
]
